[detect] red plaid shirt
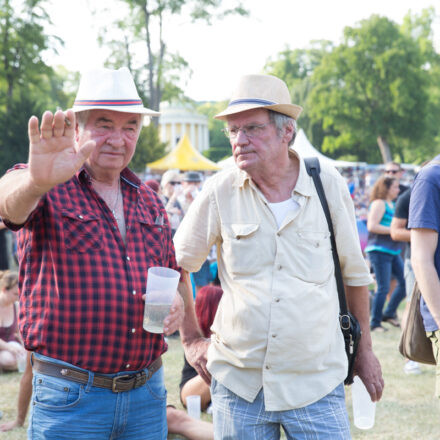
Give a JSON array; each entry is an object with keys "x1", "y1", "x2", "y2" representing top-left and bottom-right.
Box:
[{"x1": 6, "y1": 165, "x2": 179, "y2": 373}]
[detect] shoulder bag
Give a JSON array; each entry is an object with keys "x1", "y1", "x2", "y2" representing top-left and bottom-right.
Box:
[
  {"x1": 305, "y1": 157, "x2": 361, "y2": 385},
  {"x1": 398, "y1": 281, "x2": 435, "y2": 364}
]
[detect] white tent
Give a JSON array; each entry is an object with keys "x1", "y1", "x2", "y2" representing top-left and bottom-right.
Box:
[{"x1": 217, "y1": 129, "x2": 365, "y2": 169}]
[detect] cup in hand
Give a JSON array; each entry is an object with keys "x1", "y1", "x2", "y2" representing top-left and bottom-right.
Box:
[
  {"x1": 351, "y1": 376, "x2": 376, "y2": 430},
  {"x1": 143, "y1": 267, "x2": 180, "y2": 334},
  {"x1": 17, "y1": 352, "x2": 27, "y2": 373},
  {"x1": 186, "y1": 395, "x2": 201, "y2": 419}
]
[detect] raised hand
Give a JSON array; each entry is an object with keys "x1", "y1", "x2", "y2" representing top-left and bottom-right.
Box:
[{"x1": 27, "y1": 109, "x2": 95, "y2": 194}]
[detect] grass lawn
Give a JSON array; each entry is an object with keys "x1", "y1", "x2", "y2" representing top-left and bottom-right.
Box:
[{"x1": 0, "y1": 323, "x2": 438, "y2": 439}]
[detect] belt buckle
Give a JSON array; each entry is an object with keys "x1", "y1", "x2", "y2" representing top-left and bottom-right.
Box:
[{"x1": 112, "y1": 375, "x2": 131, "y2": 393}]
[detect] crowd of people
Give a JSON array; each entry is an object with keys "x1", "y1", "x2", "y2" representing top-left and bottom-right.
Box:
[{"x1": 0, "y1": 67, "x2": 437, "y2": 440}]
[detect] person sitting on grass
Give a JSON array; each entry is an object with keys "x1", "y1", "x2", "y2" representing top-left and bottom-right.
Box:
[{"x1": 0, "y1": 270, "x2": 26, "y2": 372}]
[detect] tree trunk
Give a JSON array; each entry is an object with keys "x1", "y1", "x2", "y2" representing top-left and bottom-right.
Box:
[{"x1": 377, "y1": 136, "x2": 392, "y2": 163}]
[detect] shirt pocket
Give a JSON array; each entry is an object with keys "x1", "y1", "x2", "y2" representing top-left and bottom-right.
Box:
[
  {"x1": 61, "y1": 210, "x2": 102, "y2": 253},
  {"x1": 291, "y1": 230, "x2": 333, "y2": 284},
  {"x1": 138, "y1": 217, "x2": 167, "y2": 266},
  {"x1": 221, "y1": 223, "x2": 260, "y2": 276}
]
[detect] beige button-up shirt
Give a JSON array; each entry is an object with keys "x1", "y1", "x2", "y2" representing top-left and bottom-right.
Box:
[{"x1": 174, "y1": 150, "x2": 372, "y2": 410}]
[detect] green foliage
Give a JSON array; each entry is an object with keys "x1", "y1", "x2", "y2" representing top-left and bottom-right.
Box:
[
  {"x1": 264, "y1": 10, "x2": 440, "y2": 164},
  {"x1": 129, "y1": 122, "x2": 167, "y2": 172},
  {"x1": 0, "y1": 0, "x2": 67, "y2": 173},
  {"x1": 308, "y1": 13, "x2": 435, "y2": 163}
]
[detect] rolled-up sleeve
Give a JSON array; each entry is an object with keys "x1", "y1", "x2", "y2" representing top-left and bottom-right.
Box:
[{"x1": 173, "y1": 180, "x2": 221, "y2": 273}]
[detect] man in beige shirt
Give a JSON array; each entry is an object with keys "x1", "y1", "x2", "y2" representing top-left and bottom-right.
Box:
[{"x1": 175, "y1": 74, "x2": 383, "y2": 439}]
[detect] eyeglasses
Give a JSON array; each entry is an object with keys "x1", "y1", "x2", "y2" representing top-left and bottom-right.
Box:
[
  {"x1": 222, "y1": 122, "x2": 272, "y2": 140},
  {"x1": 385, "y1": 169, "x2": 401, "y2": 174}
]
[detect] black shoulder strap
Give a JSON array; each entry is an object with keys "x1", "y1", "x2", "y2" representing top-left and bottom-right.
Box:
[{"x1": 304, "y1": 157, "x2": 349, "y2": 316}]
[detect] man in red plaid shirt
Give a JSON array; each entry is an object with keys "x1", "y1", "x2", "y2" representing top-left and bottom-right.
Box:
[{"x1": 0, "y1": 67, "x2": 184, "y2": 439}]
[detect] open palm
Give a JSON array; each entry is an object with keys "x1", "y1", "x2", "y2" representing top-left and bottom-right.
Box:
[{"x1": 28, "y1": 109, "x2": 95, "y2": 191}]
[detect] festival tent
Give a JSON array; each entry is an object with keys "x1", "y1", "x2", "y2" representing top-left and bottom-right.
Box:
[
  {"x1": 217, "y1": 129, "x2": 366, "y2": 169},
  {"x1": 147, "y1": 133, "x2": 220, "y2": 171}
]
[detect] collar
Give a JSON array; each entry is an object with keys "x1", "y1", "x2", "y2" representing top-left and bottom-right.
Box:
[
  {"x1": 77, "y1": 167, "x2": 142, "y2": 189},
  {"x1": 233, "y1": 148, "x2": 314, "y2": 197}
]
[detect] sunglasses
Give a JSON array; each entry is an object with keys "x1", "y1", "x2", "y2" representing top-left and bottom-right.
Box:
[
  {"x1": 385, "y1": 169, "x2": 401, "y2": 174},
  {"x1": 169, "y1": 182, "x2": 180, "y2": 185}
]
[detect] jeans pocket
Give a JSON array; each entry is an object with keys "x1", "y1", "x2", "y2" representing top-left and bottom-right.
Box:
[
  {"x1": 33, "y1": 374, "x2": 83, "y2": 410},
  {"x1": 145, "y1": 368, "x2": 167, "y2": 402}
]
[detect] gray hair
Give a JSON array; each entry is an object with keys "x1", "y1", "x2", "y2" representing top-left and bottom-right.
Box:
[
  {"x1": 268, "y1": 110, "x2": 297, "y2": 147},
  {"x1": 75, "y1": 110, "x2": 91, "y2": 134}
]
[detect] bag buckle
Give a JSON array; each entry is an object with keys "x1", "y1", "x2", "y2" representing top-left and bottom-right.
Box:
[{"x1": 340, "y1": 314, "x2": 351, "y2": 331}]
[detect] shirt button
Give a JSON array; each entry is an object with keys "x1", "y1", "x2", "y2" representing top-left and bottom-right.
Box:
[
  {"x1": 131, "y1": 328, "x2": 136, "y2": 333},
  {"x1": 126, "y1": 256, "x2": 130, "y2": 261},
  {"x1": 126, "y1": 364, "x2": 131, "y2": 369},
  {"x1": 272, "y1": 334, "x2": 277, "y2": 338},
  {"x1": 265, "y1": 365, "x2": 270, "y2": 370},
  {"x1": 277, "y1": 232, "x2": 281, "y2": 237},
  {"x1": 132, "y1": 290, "x2": 137, "y2": 295},
  {"x1": 274, "y1": 298, "x2": 280, "y2": 303},
  {"x1": 78, "y1": 215, "x2": 83, "y2": 219},
  {"x1": 278, "y1": 265, "x2": 282, "y2": 270}
]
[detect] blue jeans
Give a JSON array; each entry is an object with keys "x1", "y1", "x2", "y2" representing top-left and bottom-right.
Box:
[
  {"x1": 211, "y1": 379, "x2": 350, "y2": 440},
  {"x1": 369, "y1": 251, "x2": 406, "y2": 328},
  {"x1": 29, "y1": 353, "x2": 167, "y2": 439}
]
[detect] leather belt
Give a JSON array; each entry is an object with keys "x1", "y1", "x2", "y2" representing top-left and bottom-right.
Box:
[{"x1": 32, "y1": 355, "x2": 162, "y2": 393}]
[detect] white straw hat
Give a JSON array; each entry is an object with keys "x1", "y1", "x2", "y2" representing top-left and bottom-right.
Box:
[
  {"x1": 215, "y1": 74, "x2": 302, "y2": 120},
  {"x1": 72, "y1": 67, "x2": 160, "y2": 116}
]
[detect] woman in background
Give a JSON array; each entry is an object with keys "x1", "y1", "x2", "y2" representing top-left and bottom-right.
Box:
[{"x1": 365, "y1": 176, "x2": 405, "y2": 332}]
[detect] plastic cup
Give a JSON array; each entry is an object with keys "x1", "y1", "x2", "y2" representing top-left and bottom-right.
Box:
[
  {"x1": 186, "y1": 395, "x2": 201, "y2": 419},
  {"x1": 17, "y1": 352, "x2": 27, "y2": 373},
  {"x1": 143, "y1": 267, "x2": 180, "y2": 334},
  {"x1": 351, "y1": 376, "x2": 376, "y2": 430}
]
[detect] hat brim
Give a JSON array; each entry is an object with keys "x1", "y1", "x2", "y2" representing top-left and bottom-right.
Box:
[
  {"x1": 72, "y1": 105, "x2": 160, "y2": 116},
  {"x1": 215, "y1": 103, "x2": 302, "y2": 121}
]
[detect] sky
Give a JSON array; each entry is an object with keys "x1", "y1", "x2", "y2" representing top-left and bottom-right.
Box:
[{"x1": 47, "y1": 0, "x2": 440, "y2": 102}]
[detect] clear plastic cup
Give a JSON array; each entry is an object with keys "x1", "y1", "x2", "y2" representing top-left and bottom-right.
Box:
[
  {"x1": 17, "y1": 352, "x2": 27, "y2": 373},
  {"x1": 186, "y1": 395, "x2": 201, "y2": 419},
  {"x1": 143, "y1": 267, "x2": 180, "y2": 334},
  {"x1": 351, "y1": 376, "x2": 376, "y2": 429}
]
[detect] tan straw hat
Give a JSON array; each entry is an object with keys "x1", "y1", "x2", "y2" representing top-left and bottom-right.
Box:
[
  {"x1": 72, "y1": 67, "x2": 160, "y2": 116},
  {"x1": 215, "y1": 74, "x2": 302, "y2": 120}
]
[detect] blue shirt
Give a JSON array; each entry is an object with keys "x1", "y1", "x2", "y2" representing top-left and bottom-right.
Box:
[
  {"x1": 408, "y1": 155, "x2": 440, "y2": 331},
  {"x1": 365, "y1": 201, "x2": 401, "y2": 255}
]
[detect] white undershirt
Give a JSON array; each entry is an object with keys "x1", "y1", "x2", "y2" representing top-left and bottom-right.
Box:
[{"x1": 267, "y1": 198, "x2": 300, "y2": 228}]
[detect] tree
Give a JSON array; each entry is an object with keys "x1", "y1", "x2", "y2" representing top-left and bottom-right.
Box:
[
  {"x1": 0, "y1": 0, "x2": 67, "y2": 173},
  {"x1": 308, "y1": 14, "x2": 432, "y2": 163},
  {"x1": 98, "y1": 0, "x2": 248, "y2": 119},
  {"x1": 129, "y1": 122, "x2": 167, "y2": 173}
]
